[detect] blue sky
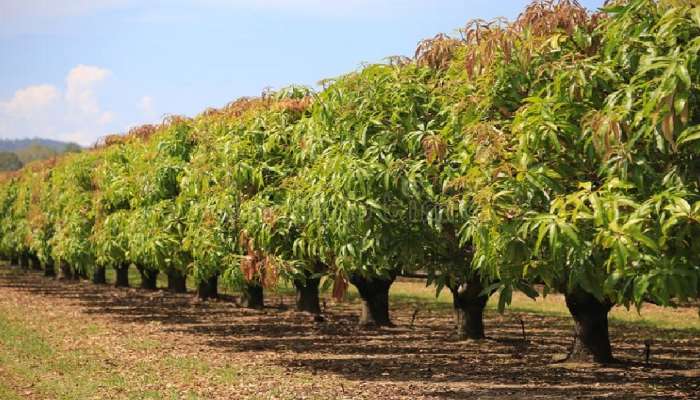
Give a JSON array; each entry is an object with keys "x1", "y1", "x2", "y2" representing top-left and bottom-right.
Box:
[{"x1": 0, "y1": 0, "x2": 605, "y2": 146}]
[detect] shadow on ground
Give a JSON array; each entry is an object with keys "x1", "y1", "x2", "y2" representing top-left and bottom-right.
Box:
[{"x1": 1, "y1": 266, "x2": 698, "y2": 399}]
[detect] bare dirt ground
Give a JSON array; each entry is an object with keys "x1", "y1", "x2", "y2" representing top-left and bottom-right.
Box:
[{"x1": 0, "y1": 267, "x2": 699, "y2": 399}]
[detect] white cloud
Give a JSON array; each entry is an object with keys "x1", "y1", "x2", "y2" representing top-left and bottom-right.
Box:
[
  {"x1": 138, "y1": 95, "x2": 154, "y2": 114},
  {"x1": 0, "y1": 64, "x2": 115, "y2": 146},
  {"x1": 65, "y1": 65, "x2": 111, "y2": 115},
  {"x1": 0, "y1": 84, "x2": 59, "y2": 117}
]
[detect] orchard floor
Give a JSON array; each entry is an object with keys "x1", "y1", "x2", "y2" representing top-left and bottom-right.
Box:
[{"x1": 0, "y1": 266, "x2": 699, "y2": 399}]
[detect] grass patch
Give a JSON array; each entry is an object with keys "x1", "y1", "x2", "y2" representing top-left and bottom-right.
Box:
[
  {"x1": 0, "y1": 388, "x2": 22, "y2": 400},
  {"x1": 0, "y1": 293, "x2": 217, "y2": 399},
  {"x1": 0, "y1": 280, "x2": 318, "y2": 399},
  {"x1": 384, "y1": 279, "x2": 700, "y2": 333},
  {"x1": 125, "y1": 337, "x2": 162, "y2": 351},
  {"x1": 269, "y1": 276, "x2": 700, "y2": 332},
  {"x1": 0, "y1": 308, "x2": 128, "y2": 399},
  {"x1": 213, "y1": 365, "x2": 245, "y2": 385},
  {"x1": 162, "y1": 355, "x2": 211, "y2": 380}
]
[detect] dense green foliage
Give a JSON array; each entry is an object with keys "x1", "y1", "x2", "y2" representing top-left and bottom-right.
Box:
[{"x1": 469, "y1": 0, "x2": 700, "y2": 309}]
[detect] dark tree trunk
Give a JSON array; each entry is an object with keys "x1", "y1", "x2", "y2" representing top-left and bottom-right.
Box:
[
  {"x1": 294, "y1": 274, "x2": 321, "y2": 314},
  {"x1": 137, "y1": 265, "x2": 158, "y2": 290},
  {"x1": 30, "y1": 255, "x2": 42, "y2": 271},
  {"x1": 58, "y1": 261, "x2": 73, "y2": 280},
  {"x1": 167, "y1": 270, "x2": 187, "y2": 293},
  {"x1": 240, "y1": 282, "x2": 264, "y2": 309},
  {"x1": 10, "y1": 254, "x2": 18, "y2": 266},
  {"x1": 197, "y1": 274, "x2": 219, "y2": 300},
  {"x1": 43, "y1": 259, "x2": 55, "y2": 277},
  {"x1": 349, "y1": 273, "x2": 395, "y2": 327},
  {"x1": 450, "y1": 277, "x2": 489, "y2": 340},
  {"x1": 114, "y1": 264, "x2": 130, "y2": 287},
  {"x1": 18, "y1": 253, "x2": 29, "y2": 270},
  {"x1": 75, "y1": 268, "x2": 88, "y2": 280},
  {"x1": 565, "y1": 288, "x2": 614, "y2": 363},
  {"x1": 92, "y1": 266, "x2": 107, "y2": 284}
]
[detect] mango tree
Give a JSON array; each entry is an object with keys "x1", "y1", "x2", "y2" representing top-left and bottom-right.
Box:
[
  {"x1": 93, "y1": 137, "x2": 142, "y2": 287},
  {"x1": 47, "y1": 152, "x2": 100, "y2": 280},
  {"x1": 0, "y1": 177, "x2": 22, "y2": 266},
  {"x1": 276, "y1": 64, "x2": 448, "y2": 327},
  {"x1": 470, "y1": 0, "x2": 700, "y2": 362},
  {"x1": 126, "y1": 120, "x2": 195, "y2": 290},
  {"x1": 23, "y1": 162, "x2": 57, "y2": 275},
  {"x1": 9, "y1": 172, "x2": 34, "y2": 270},
  {"x1": 236, "y1": 90, "x2": 334, "y2": 313},
  {"x1": 182, "y1": 88, "x2": 311, "y2": 304}
]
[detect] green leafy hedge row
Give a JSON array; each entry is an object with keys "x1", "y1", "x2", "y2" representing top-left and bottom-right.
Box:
[{"x1": 0, "y1": 0, "x2": 698, "y2": 362}]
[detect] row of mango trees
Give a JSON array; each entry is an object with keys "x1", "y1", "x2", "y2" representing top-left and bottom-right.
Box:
[{"x1": 0, "y1": 0, "x2": 698, "y2": 364}]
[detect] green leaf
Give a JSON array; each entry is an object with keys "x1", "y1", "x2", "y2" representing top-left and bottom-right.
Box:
[
  {"x1": 515, "y1": 281, "x2": 539, "y2": 299},
  {"x1": 633, "y1": 276, "x2": 650, "y2": 306},
  {"x1": 497, "y1": 286, "x2": 512, "y2": 314},
  {"x1": 677, "y1": 126, "x2": 700, "y2": 146}
]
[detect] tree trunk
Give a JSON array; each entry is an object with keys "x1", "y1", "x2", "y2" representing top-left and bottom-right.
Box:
[
  {"x1": 58, "y1": 261, "x2": 73, "y2": 280},
  {"x1": 197, "y1": 274, "x2": 219, "y2": 300},
  {"x1": 240, "y1": 282, "x2": 264, "y2": 309},
  {"x1": 18, "y1": 253, "x2": 29, "y2": 270},
  {"x1": 450, "y1": 277, "x2": 488, "y2": 340},
  {"x1": 43, "y1": 259, "x2": 56, "y2": 277},
  {"x1": 92, "y1": 266, "x2": 107, "y2": 284},
  {"x1": 30, "y1": 255, "x2": 42, "y2": 271},
  {"x1": 349, "y1": 273, "x2": 395, "y2": 327},
  {"x1": 114, "y1": 263, "x2": 130, "y2": 287},
  {"x1": 565, "y1": 288, "x2": 614, "y2": 363},
  {"x1": 10, "y1": 254, "x2": 18, "y2": 266},
  {"x1": 167, "y1": 270, "x2": 187, "y2": 293},
  {"x1": 75, "y1": 268, "x2": 88, "y2": 280},
  {"x1": 137, "y1": 265, "x2": 158, "y2": 290},
  {"x1": 294, "y1": 274, "x2": 321, "y2": 314}
]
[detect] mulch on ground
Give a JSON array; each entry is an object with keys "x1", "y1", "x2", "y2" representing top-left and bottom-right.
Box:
[{"x1": 0, "y1": 267, "x2": 698, "y2": 399}]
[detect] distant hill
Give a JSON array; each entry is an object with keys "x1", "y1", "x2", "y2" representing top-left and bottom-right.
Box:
[
  {"x1": 0, "y1": 138, "x2": 82, "y2": 172},
  {"x1": 0, "y1": 152, "x2": 23, "y2": 172},
  {"x1": 0, "y1": 138, "x2": 81, "y2": 153}
]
